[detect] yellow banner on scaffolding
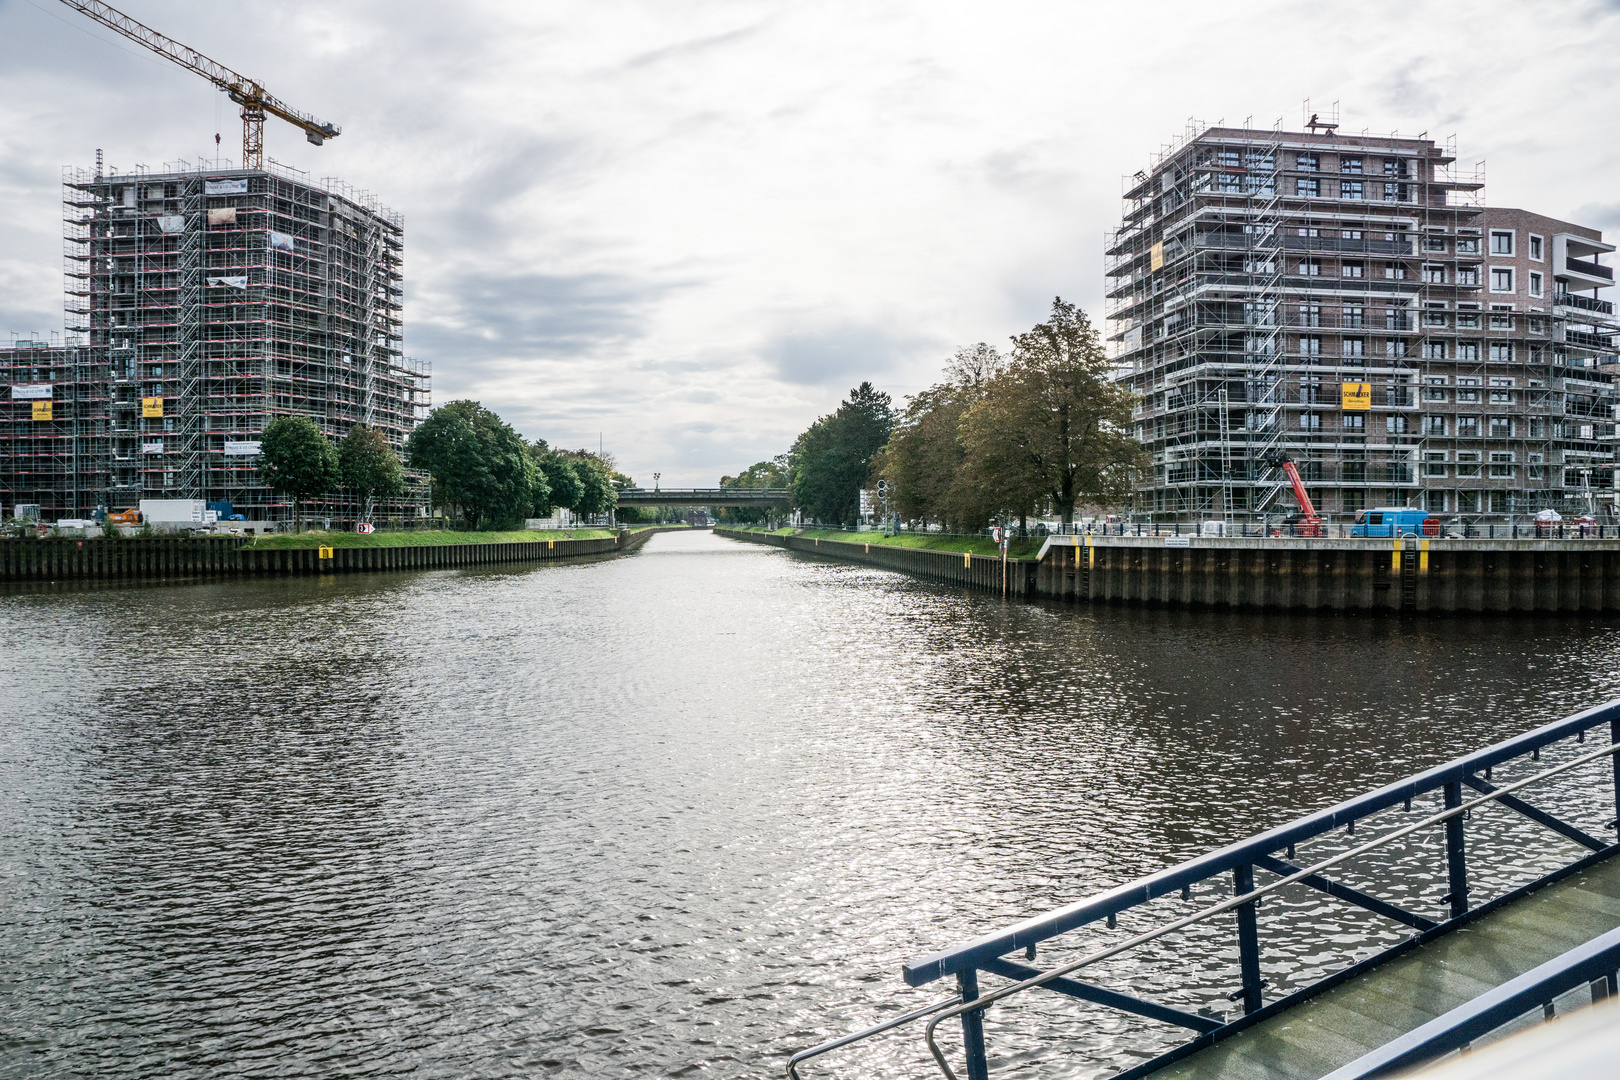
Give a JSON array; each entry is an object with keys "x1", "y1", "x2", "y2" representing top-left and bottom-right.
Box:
[
  {"x1": 1149, "y1": 241, "x2": 1164, "y2": 271},
  {"x1": 31, "y1": 401, "x2": 52, "y2": 421},
  {"x1": 142, "y1": 396, "x2": 163, "y2": 418},
  {"x1": 1341, "y1": 382, "x2": 1372, "y2": 411}
]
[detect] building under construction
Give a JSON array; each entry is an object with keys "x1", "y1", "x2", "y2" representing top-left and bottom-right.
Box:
[
  {"x1": 1, "y1": 157, "x2": 427, "y2": 521},
  {"x1": 1108, "y1": 117, "x2": 1618, "y2": 523}
]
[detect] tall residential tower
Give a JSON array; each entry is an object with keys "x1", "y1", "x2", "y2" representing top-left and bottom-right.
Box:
[{"x1": 1107, "y1": 124, "x2": 1616, "y2": 523}]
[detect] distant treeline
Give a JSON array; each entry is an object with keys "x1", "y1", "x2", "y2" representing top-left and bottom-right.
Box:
[
  {"x1": 258, "y1": 400, "x2": 620, "y2": 530},
  {"x1": 722, "y1": 298, "x2": 1145, "y2": 529}
]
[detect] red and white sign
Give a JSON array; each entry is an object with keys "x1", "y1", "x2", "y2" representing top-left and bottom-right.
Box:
[{"x1": 356, "y1": 522, "x2": 375, "y2": 534}]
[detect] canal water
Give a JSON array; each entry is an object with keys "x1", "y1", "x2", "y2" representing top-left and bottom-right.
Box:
[{"x1": 4, "y1": 529, "x2": 1620, "y2": 1079}]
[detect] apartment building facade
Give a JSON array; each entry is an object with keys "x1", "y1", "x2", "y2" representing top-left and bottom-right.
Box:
[
  {"x1": 1107, "y1": 125, "x2": 1617, "y2": 523},
  {"x1": 1, "y1": 159, "x2": 428, "y2": 521}
]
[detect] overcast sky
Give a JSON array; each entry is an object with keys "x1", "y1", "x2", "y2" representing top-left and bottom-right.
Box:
[{"x1": 3, "y1": 0, "x2": 1619, "y2": 484}]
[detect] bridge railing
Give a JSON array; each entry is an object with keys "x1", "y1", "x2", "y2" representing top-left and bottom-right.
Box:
[{"x1": 786, "y1": 699, "x2": 1620, "y2": 1079}]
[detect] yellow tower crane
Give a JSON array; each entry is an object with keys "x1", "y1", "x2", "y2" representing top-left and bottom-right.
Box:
[{"x1": 57, "y1": 0, "x2": 340, "y2": 170}]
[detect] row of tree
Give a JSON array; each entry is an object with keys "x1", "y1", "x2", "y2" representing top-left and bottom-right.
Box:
[
  {"x1": 258, "y1": 400, "x2": 618, "y2": 529},
  {"x1": 747, "y1": 298, "x2": 1143, "y2": 530}
]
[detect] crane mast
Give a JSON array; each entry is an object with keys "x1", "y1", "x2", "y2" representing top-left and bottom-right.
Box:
[{"x1": 57, "y1": 0, "x2": 339, "y2": 170}]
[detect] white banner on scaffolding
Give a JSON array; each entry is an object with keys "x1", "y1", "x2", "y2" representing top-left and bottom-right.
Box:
[
  {"x1": 223, "y1": 441, "x2": 262, "y2": 456},
  {"x1": 207, "y1": 276, "x2": 248, "y2": 289},
  {"x1": 156, "y1": 215, "x2": 185, "y2": 234},
  {"x1": 141, "y1": 441, "x2": 164, "y2": 454},
  {"x1": 268, "y1": 231, "x2": 295, "y2": 253},
  {"x1": 205, "y1": 178, "x2": 248, "y2": 195},
  {"x1": 206, "y1": 207, "x2": 236, "y2": 226},
  {"x1": 9, "y1": 383, "x2": 52, "y2": 399}
]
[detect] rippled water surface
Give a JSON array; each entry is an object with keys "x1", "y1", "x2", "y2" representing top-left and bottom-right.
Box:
[{"x1": 4, "y1": 529, "x2": 1620, "y2": 1079}]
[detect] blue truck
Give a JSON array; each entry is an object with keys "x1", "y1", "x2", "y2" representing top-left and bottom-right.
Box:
[{"x1": 1351, "y1": 507, "x2": 1437, "y2": 537}]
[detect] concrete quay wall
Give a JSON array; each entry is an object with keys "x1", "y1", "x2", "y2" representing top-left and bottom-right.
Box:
[
  {"x1": 0, "y1": 527, "x2": 666, "y2": 584},
  {"x1": 719, "y1": 528, "x2": 1620, "y2": 613}
]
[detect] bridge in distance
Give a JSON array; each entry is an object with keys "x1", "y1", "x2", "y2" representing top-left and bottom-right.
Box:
[{"x1": 614, "y1": 488, "x2": 791, "y2": 508}]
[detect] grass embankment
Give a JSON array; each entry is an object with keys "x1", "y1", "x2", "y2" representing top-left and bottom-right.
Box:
[
  {"x1": 726, "y1": 525, "x2": 1042, "y2": 558},
  {"x1": 243, "y1": 528, "x2": 618, "y2": 550}
]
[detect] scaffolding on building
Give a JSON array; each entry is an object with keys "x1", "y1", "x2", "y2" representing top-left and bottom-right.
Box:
[
  {"x1": 39, "y1": 155, "x2": 428, "y2": 521},
  {"x1": 1106, "y1": 113, "x2": 1616, "y2": 525}
]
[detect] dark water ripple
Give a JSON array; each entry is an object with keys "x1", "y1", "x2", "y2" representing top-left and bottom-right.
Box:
[{"x1": 3, "y1": 529, "x2": 1620, "y2": 1078}]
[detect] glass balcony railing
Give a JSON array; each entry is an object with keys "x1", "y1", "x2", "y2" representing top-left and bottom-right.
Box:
[{"x1": 1566, "y1": 257, "x2": 1614, "y2": 280}]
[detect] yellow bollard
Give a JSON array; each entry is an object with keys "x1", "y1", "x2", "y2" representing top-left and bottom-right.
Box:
[
  {"x1": 964, "y1": 550, "x2": 971, "y2": 567},
  {"x1": 1420, "y1": 539, "x2": 1429, "y2": 573}
]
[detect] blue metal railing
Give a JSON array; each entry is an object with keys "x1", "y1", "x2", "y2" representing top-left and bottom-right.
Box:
[
  {"x1": 1320, "y1": 924, "x2": 1620, "y2": 1079},
  {"x1": 784, "y1": 700, "x2": 1620, "y2": 1078}
]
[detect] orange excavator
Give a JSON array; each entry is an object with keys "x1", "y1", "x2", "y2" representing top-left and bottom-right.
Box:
[{"x1": 1264, "y1": 452, "x2": 1323, "y2": 537}]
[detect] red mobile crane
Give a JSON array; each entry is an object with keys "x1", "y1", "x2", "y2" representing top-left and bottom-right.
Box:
[{"x1": 1264, "y1": 452, "x2": 1323, "y2": 537}]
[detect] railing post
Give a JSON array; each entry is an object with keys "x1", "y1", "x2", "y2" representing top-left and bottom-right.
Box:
[
  {"x1": 1445, "y1": 781, "x2": 1469, "y2": 918},
  {"x1": 957, "y1": 968, "x2": 991, "y2": 1080},
  {"x1": 1611, "y1": 718, "x2": 1620, "y2": 837},
  {"x1": 1233, "y1": 863, "x2": 1264, "y2": 1014}
]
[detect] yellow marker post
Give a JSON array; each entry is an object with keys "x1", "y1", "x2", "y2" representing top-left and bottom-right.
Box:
[
  {"x1": 964, "y1": 550, "x2": 971, "y2": 567},
  {"x1": 1420, "y1": 539, "x2": 1429, "y2": 573},
  {"x1": 1392, "y1": 535, "x2": 1401, "y2": 572},
  {"x1": 548, "y1": 539, "x2": 554, "y2": 549},
  {"x1": 318, "y1": 546, "x2": 334, "y2": 560}
]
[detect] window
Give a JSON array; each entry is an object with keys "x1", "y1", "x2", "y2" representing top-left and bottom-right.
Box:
[
  {"x1": 1425, "y1": 235, "x2": 1448, "y2": 252},
  {"x1": 1342, "y1": 261, "x2": 1364, "y2": 278},
  {"x1": 1423, "y1": 264, "x2": 1447, "y2": 283},
  {"x1": 1297, "y1": 152, "x2": 1319, "y2": 171},
  {"x1": 1217, "y1": 149, "x2": 1241, "y2": 169},
  {"x1": 1490, "y1": 231, "x2": 1514, "y2": 255},
  {"x1": 1423, "y1": 341, "x2": 1447, "y2": 360},
  {"x1": 1457, "y1": 267, "x2": 1480, "y2": 286},
  {"x1": 1424, "y1": 415, "x2": 1446, "y2": 435},
  {"x1": 1489, "y1": 416, "x2": 1513, "y2": 438},
  {"x1": 1341, "y1": 180, "x2": 1364, "y2": 200},
  {"x1": 1490, "y1": 388, "x2": 1515, "y2": 404},
  {"x1": 1343, "y1": 306, "x2": 1364, "y2": 328},
  {"x1": 1343, "y1": 338, "x2": 1365, "y2": 356},
  {"x1": 1424, "y1": 452, "x2": 1448, "y2": 477},
  {"x1": 1385, "y1": 337, "x2": 1408, "y2": 358},
  {"x1": 1300, "y1": 412, "x2": 1322, "y2": 430},
  {"x1": 1529, "y1": 271, "x2": 1542, "y2": 296},
  {"x1": 1385, "y1": 262, "x2": 1406, "y2": 280},
  {"x1": 1529, "y1": 235, "x2": 1543, "y2": 260},
  {"x1": 1457, "y1": 308, "x2": 1480, "y2": 327},
  {"x1": 1297, "y1": 177, "x2": 1319, "y2": 197},
  {"x1": 1299, "y1": 303, "x2": 1322, "y2": 327},
  {"x1": 1424, "y1": 385, "x2": 1448, "y2": 402},
  {"x1": 1458, "y1": 342, "x2": 1480, "y2": 362},
  {"x1": 1529, "y1": 315, "x2": 1546, "y2": 334},
  {"x1": 1457, "y1": 387, "x2": 1482, "y2": 403},
  {"x1": 1300, "y1": 380, "x2": 1323, "y2": 404},
  {"x1": 1299, "y1": 335, "x2": 1322, "y2": 354},
  {"x1": 1489, "y1": 342, "x2": 1513, "y2": 363},
  {"x1": 1491, "y1": 267, "x2": 1514, "y2": 292},
  {"x1": 1341, "y1": 156, "x2": 1363, "y2": 174},
  {"x1": 1490, "y1": 310, "x2": 1513, "y2": 330},
  {"x1": 1299, "y1": 258, "x2": 1322, "y2": 276},
  {"x1": 1456, "y1": 236, "x2": 1481, "y2": 255},
  {"x1": 1458, "y1": 416, "x2": 1480, "y2": 437},
  {"x1": 1343, "y1": 229, "x2": 1363, "y2": 240},
  {"x1": 1343, "y1": 414, "x2": 1366, "y2": 432},
  {"x1": 1387, "y1": 414, "x2": 1409, "y2": 434},
  {"x1": 1424, "y1": 308, "x2": 1449, "y2": 327},
  {"x1": 1383, "y1": 183, "x2": 1407, "y2": 202},
  {"x1": 1298, "y1": 226, "x2": 1322, "y2": 237},
  {"x1": 1488, "y1": 376, "x2": 1515, "y2": 388}
]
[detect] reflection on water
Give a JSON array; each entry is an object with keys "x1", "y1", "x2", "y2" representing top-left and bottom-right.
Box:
[{"x1": 3, "y1": 529, "x2": 1619, "y2": 1078}]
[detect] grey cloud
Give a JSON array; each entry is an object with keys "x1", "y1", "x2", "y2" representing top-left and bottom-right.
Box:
[
  {"x1": 762, "y1": 323, "x2": 932, "y2": 386},
  {"x1": 1572, "y1": 202, "x2": 1620, "y2": 238},
  {"x1": 410, "y1": 269, "x2": 663, "y2": 363}
]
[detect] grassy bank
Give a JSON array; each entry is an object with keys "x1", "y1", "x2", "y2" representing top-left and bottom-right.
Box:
[
  {"x1": 244, "y1": 528, "x2": 619, "y2": 550},
  {"x1": 723, "y1": 525, "x2": 1042, "y2": 558}
]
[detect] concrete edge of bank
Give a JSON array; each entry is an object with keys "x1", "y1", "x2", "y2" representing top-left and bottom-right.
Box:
[
  {"x1": 715, "y1": 527, "x2": 1620, "y2": 614},
  {"x1": 0, "y1": 525, "x2": 682, "y2": 584}
]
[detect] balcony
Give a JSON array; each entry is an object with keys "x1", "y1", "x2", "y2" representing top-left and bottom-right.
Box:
[
  {"x1": 1567, "y1": 257, "x2": 1614, "y2": 281},
  {"x1": 1557, "y1": 293, "x2": 1615, "y2": 315}
]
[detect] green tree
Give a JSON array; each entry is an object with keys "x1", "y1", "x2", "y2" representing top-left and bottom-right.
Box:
[
  {"x1": 260, "y1": 415, "x2": 340, "y2": 530},
  {"x1": 528, "y1": 439, "x2": 583, "y2": 518},
  {"x1": 719, "y1": 455, "x2": 789, "y2": 524},
  {"x1": 961, "y1": 298, "x2": 1144, "y2": 527},
  {"x1": 405, "y1": 400, "x2": 541, "y2": 529},
  {"x1": 561, "y1": 451, "x2": 618, "y2": 518},
  {"x1": 790, "y1": 381, "x2": 894, "y2": 526},
  {"x1": 339, "y1": 424, "x2": 405, "y2": 523}
]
